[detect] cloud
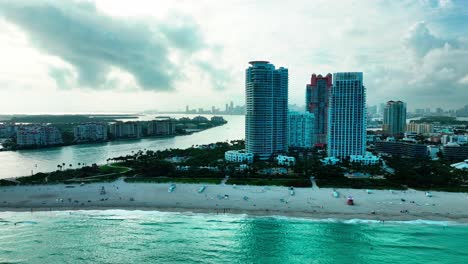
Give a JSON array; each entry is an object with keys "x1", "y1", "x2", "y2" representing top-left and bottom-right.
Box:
[
  {"x1": 0, "y1": 0, "x2": 227, "y2": 91},
  {"x1": 404, "y1": 21, "x2": 447, "y2": 58}
]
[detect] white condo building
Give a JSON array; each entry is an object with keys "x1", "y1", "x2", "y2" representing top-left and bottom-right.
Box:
[
  {"x1": 225, "y1": 150, "x2": 254, "y2": 164},
  {"x1": 74, "y1": 123, "x2": 108, "y2": 142},
  {"x1": 327, "y1": 72, "x2": 366, "y2": 157},
  {"x1": 245, "y1": 61, "x2": 288, "y2": 160},
  {"x1": 109, "y1": 121, "x2": 143, "y2": 138},
  {"x1": 288, "y1": 111, "x2": 315, "y2": 149},
  {"x1": 16, "y1": 125, "x2": 63, "y2": 147}
]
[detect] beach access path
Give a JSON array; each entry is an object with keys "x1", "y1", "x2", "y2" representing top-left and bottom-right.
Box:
[{"x1": 1, "y1": 179, "x2": 467, "y2": 222}]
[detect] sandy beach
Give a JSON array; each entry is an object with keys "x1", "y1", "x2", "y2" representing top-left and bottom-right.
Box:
[{"x1": 1, "y1": 179, "x2": 468, "y2": 222}]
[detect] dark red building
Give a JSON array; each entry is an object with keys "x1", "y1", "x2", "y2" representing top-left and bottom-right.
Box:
[{"x1": 306, "y1": 73, "x2": 332, "y2": 146}]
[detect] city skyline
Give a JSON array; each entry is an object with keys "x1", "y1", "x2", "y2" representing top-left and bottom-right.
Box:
[{"x1": 0, "y1": 0, "x2": 467, "y2": 113}]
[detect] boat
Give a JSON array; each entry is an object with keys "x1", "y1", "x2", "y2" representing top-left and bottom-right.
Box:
[
  {"x1": 347, "y1": 196, "x2": 354, "y2": 205},
  {"x1": 333, "y1": 190, "x2": 339, "y2": 198},
  {"x1": 198, "y1": 185, "x2": 206, "y2": 193},
  {"x1": 366, "y1": 189, "x2": 372, "y2": 194},
  {"x1": 425, "y1": 192, "x2": 432, "y2": 197},
  {"x1": 168, "y1": 183, "x2": 176, "y2": 193}
]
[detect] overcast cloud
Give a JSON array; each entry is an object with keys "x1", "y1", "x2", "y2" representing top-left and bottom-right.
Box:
[
  {"x1": 0, "y1": 0, "x2": 226, "y2": 92},
  {"x1": 0, "y1": 0, "x2": 467, "y2": 113}
]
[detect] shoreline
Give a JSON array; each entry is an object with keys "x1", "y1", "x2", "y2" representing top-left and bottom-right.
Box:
[
  {"x1": 1, "y1": 180, "x2": 468, "y2": 223},
  {"x1": 2, "y1": 206, "x2": 468, "y2": 224}
]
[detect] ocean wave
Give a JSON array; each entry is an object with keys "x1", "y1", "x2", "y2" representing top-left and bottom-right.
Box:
[{"x1": 250, "y1": 215, "x2": 465, "y2": 226}]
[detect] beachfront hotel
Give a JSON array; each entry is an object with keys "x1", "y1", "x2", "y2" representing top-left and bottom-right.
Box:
[
  {"x1": 306, "y1": 73, "x2": 332, "y2": 146},
  {"x1": 245, "y1": 61, "x2": 288, "y2": 160},
  {"x1": 327, "y1": 72, "x2": 366, "y2": 158},
  {"x1": 288, "y1": 111, "x2": 315, "y2": 149}
]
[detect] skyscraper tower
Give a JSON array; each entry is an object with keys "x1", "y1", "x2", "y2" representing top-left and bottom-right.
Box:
[
  {"x1": 306, "y1": 73, "x2": 332, "y2": 146},
  {"x1": 245, "y1": 61, "x2": 288, "y2": 160},
  {"x1": 383, "y1": 100, "x2": 407, "y2": 136},
  {"x1": 327, "y1": 72, "x2": 366, "y2": 157}
]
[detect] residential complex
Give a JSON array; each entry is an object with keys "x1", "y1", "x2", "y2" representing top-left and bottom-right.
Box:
[
  {"x1": 0, "y1": 124, "x2": 17, "y2": 138},
  {"x1": 327, "y1": 72, "x2": 366, "y2": 157},
  {"x1": 276, "y1": 155, "x2": 296, "y2": 166},
  {"x1": 147, "y1": 117, "x2": 176, "y2": 136},
  {"x1": 109, "y1": 121, "x2": 143, "y2": 139},
  {"x1": 441, "y1": 143, "x2": 468, "y2": 161},
  {"x1": 374, "y1": 140, "x2": 428, "y2": 158},
  {"x1": 73, "y1": 123, "x2": 107, "y2": 142},
  {"x1": 383, "y1": 100, "x2": 406, "y2": 136},
  {"x1": 16, "y1": 125, "x2": 63, "y2": 147},
  {"x1": 224, "y1": 150, "x2": 254, "y2": 163},
  {"x1": 306, "y1": 73, "x2": 332, "y2": 146},
  {"x1": 406, "y1": 122, "x2": 434, "y2": 135},
  {"x1": 245, "y1": 61, "x2": 288, "y2": 159},
  {"x1": 288, "y1": 111, "x2": 314, "y2": 149}
]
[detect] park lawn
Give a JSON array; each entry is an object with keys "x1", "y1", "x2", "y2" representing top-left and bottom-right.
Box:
[{"x1": 99, "y1": 164, "x2": 130, "y2": 174}]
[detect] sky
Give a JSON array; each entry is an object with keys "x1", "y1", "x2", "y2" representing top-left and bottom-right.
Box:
[{"x1": 0, "y1": 0, "x2": 467, "y2": 113}]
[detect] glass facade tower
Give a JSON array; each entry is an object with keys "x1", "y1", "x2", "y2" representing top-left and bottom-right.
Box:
[
  {"x1": 327, "y1": 72, "x2": 366, "y2": 157},
  {"x1": 383, "y1": 100, "x2": 407, "y2": 136},
  {"x1": 245, "y1": 61, "x2": 288, "y2": 160}
]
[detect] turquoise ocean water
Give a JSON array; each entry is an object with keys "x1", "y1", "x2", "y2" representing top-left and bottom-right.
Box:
[{"x1": 0, "y1": 210, "x2": 467, "y2": 263}]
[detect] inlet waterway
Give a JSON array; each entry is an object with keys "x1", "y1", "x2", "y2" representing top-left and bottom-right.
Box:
[{"x1": 0, "y1": 115, "x2": 244, "y2": 179}]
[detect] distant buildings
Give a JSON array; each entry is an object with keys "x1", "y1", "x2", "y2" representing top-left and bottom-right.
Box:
[
  {"x1": 185, "y1": 101, "x2": 245, "y2": 115},
  {"x1": 0, "y1": 124, "x2": 17, "y2": 138},
  {"x1": 327, "y1": 72, "x2": 366, "y2": 158},
  {"x1": 192, "y1": 116, "x2": 209, "y2": 122},
  {"x1": 16, "y1": 125, "x2": 63, "y2": 147},
  {"x1": 210, "y1": 116, "x2": 226, "y2": 123},
  {"x1": 383, "y1": 100, "x2": 406, "y2": 136},
  {"x1": 441, "y1": 143, "x2": 468, "y2": 161},
  {"x1": 245, "y1": 61, "x2": 288, "y2": 160},
  {"x1": 288, "y1": 111, "x2": 314, "y2": 149},
  {"x1": 276, "y1": 155, "x2": 296, "y2": 166},
  {"x1": 224, "y1": 150, "x2": 254, "y2": 163},
  {"x1": 455, "y1": 105, "x2": 468, "y2": 117},
  {"x1": 350, "y1": 153, "x2": 380, "y2": 165},
  {"x1": 441, "y1": 135, "x2": 468, "y2": 145},
  {"x1": 306, "y1": 73, "x2": 332, "y2": 145},
  {"x1": 374, "y1": 140, "x2": 428, "y2": 158},
  {"x1": 406, "y1": 122, "x2": 434, "y2": 135},
  {"x1": 109, "y1": 121, "x2": 143, "y2": 139},
  {"x1": 73, "y1": 123, "x2": 107, "y2": 142},
  {"x1": 147, "y1": 117, "x2": 176, "y2": 136}
]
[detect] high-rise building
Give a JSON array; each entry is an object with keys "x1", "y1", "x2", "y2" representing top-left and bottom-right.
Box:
[
  {"x1": 109, "y1": 121, "x2": 143, "y2": 139},
  {"x1": 327, "y1": 72, "x2": 366, "y2": 157},
  {"x1": 306, "y1": 73, "x2": 332, "y2": 146},
  {"x1": 383, "y1": 100, "x2": 407, "y2": 136},
  {"x1": 17, "y1": 125, "x2": 63, "y2": 147},
  {"x1": 245, "y1": 61, "x2": 288, "y2": 159},
  {"x1": 147, "y1": 117, "x2": 176, "y2": 136},
  {"x1": 288, "y1": 111, "x2": 315, "y2": 149},
  {"x1": 73, "y1": 123, "x2": 107, "y2": 142}
]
